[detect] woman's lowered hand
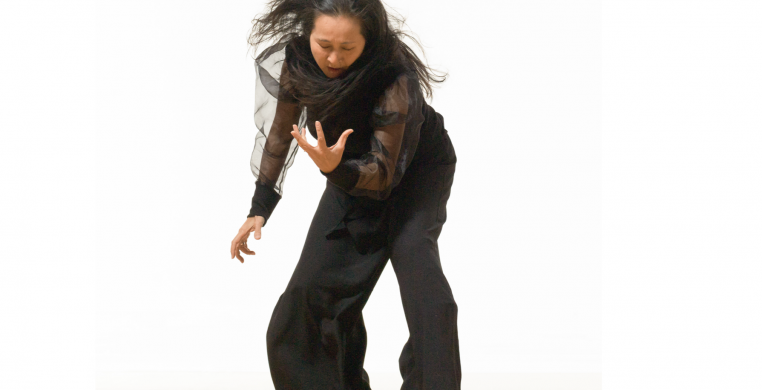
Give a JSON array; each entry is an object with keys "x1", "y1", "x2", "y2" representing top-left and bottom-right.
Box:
[
  {"x1": 230, "y1": 216, "x2": 264, "y2": 263},
  {"x1": 291, "y1": 121, "x2": 352, "y2": 173}
]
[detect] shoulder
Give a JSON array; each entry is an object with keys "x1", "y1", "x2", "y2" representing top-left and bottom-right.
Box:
[
  {"x1": 377, "y1": 74, "x2": 410, "y2": 113},
  {"x1": 256, "y1": 41, "x2": 288, "y2": 72},
  {"x1": 254, "y1": 40, "x2": 302, "y2": 103},
  {"x1": 376, "y1": 65, "x2": 423, "y2": 113},
  {"x1": 255, "y1": 37, "x2": 310, "y2": 79}
]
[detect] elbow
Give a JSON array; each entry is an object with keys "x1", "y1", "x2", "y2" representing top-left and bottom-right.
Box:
[
  {"x1": 345, "y1": 184, "x2": 393, "y2": 201},
  {"x1": 369, "y1": 169, "x2": 397, "y2": 201},
  {"x1": 364, "y1": 185, "x2": 394, "y2": 201}
]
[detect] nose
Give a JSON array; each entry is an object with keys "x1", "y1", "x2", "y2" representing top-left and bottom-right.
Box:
[{"x1": 327, "y1": 51, "x2": 341, "y2": 67}]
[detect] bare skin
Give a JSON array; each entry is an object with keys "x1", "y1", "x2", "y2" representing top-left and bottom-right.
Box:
[
  {"x1": 308, "y1": 14, "x2": 366, "y2": 78},
  {"x1": 231, "y1": 14, "x2": 365, "y2": 263}
]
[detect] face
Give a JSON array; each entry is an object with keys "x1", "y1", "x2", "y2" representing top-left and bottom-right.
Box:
[{"x1": 309, "y1": 14, "x2": 366, "y2": 78}]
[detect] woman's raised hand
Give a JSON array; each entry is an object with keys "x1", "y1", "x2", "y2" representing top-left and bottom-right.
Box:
[
  {"x1": 291, "y1": 121, "x2": 353, "y2": 173},
  {"x1": 230, "y1": 215, "x2": 265, "y2": 263}
]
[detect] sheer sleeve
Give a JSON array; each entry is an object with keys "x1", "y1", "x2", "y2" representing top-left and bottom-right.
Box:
[
  {"x1": 321, "y1": 73, "x2": 425, "y2": 200},
  {"x1": 248, "y1": 43, "x2": 306, "y2": 225}
]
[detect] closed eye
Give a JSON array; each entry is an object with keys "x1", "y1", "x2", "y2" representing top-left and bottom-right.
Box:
[{"x1": 319, "y1": 45, "x2": 354, "y2": 51}]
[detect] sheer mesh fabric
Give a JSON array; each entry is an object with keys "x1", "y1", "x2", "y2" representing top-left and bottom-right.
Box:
[
  {"x1": 321, "y1": 73, "x2": 424, "y2": 200},
  {"x1": 250, "y1": 41, "x2": 305, "y2": 196},
  {"x1": 248, "y1": 42, "x2": 426, "y2": 222}
]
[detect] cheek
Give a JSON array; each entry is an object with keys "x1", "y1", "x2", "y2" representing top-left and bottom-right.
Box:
[
  {"x1": 347, "y1": 50, "x2": 362, "y2": 66},
  {"x1": 351, "y1": 44, "x2": 365, "y2": 64}
]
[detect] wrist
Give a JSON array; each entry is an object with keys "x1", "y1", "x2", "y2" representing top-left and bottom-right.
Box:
[
  {"x1": 320, "y1": 159, "x2": 340, "y2": 174},
  {"x1": 320, "y1": 160, "x2": 359, "y2": 192}
]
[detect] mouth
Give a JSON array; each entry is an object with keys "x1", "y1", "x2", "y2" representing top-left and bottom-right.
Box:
[{"x1": 326, "y1": 66, "x2": 345, "y2": 76}]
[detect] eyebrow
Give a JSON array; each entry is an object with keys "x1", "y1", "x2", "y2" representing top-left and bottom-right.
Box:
[{"x1": 317, "y1": 38, "x2": 355, "y2": 45}]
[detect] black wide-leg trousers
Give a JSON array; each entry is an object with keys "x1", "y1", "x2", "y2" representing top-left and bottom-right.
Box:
[{"x1": 266, "y1": 162, "x2": 460, "y2": 390}]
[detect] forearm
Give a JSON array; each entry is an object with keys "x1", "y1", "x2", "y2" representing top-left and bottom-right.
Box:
[{"x1": 320, "y1": 154, "x2": 396, "y2": 200}]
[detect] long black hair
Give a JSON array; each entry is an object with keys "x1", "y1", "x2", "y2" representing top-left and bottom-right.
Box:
[{"x1": 247, "y1": 0, "x2": 445, "y2": 120}]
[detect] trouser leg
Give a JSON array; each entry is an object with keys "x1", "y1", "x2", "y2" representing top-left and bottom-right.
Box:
[
  {"x1": 389, "y1": 163, "x2": 461, "y2": 390},
  {"x1": 266, "y1": 182, "x2": 389, "y2": 390}
]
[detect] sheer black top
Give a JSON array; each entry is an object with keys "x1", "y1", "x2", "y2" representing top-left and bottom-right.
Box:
[{"x1": 248, "y1": 41, "x2": 456, "y2": 225}]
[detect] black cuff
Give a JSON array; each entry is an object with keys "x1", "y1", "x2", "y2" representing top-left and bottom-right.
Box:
[
  {"x1": 248, "y1": 180, "x2": 282, "y2": 227},
  {"x1": 320, "y1": 161, "x2": 359, "y2": 193}
]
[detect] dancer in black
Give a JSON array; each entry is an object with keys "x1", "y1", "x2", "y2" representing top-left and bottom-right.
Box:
[{"x1": 230, "y1": 0, "x2": 459, "y2": 388}]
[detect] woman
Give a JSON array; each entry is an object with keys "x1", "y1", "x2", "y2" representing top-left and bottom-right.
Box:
[{"x1": 230, "y1": 0, "x2": 460, "y2": 388}]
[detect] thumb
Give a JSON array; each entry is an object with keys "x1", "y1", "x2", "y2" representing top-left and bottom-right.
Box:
[
  {"x1": 337, "y1": 129, "x2": 353, "y2": 148},
  {"x1": 253, "y1": 216, "x2": 264, "y2": 240}
]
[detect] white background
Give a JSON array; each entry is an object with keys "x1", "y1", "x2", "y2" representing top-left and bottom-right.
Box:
[
  {"x1": 0, "y1": 0, "x2": 759, "y2": 390},
  {"x1": 602, "y1": 1, "x2": 762, "y2": 389}
]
